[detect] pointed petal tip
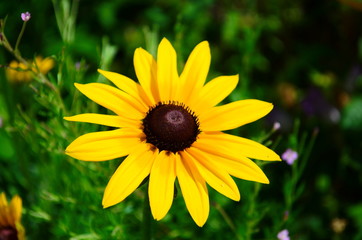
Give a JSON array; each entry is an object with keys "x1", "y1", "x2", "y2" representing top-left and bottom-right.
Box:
[
  {"x1": 230, "y1": 192, "x2": 241, "y2": 201},
  {"x1": 266, "y1": 151, "x2": 282, "y2": 161},
  {"x1": 134, "y1": 47, "x2": 143, "y2": 53},
  {"x1": 159, "y1": 38, "x2": 173, "y2": 48},
  {"x1": 195, "y1": 219, "x2": 207, "y2": 227},
  {"x1": 150, "y1": 208, "x2": 162, "y2": 221},
  {"x1": 268, "y1": 102, "x2": 274, "y2": 110},
  {"x1": 152, "y1": 213, "x2": 163, "y2": 221},
  {"x1": 151, "y1": 209, "x2": 170, "y2": 221},
  {"x1": 64, "y1": 148, "x2": 71, "y2": 155},
  {"x1": 64, "y1": 145, "x2": 78, "y2": 156},
  {"x1": 259, "y1": 101, "x2": 274, "y2": 118},
  {"x1": 97, "y1": 69, "x2": 107, "y2": 76},
  {"x1": 199, "y1": 40, "x2": 209, "y2": 47},
  {"x1": 134, "y1": 47, "x2": 149, "y2": 61},
  {"x1": 259, "y1": 175, "x2": 270, "y2": 184},
  {"x1": 229, "y1": 74, "x2": 239, "y2": 83},
  {"x1": 160, "y1": 37, "x2": 169, "y2": 42},
  {"x1": 102, "y1": 199, "x2": 113, "y2": 209},
  {"x1": 74, "y1": 82, "x2": 82, "y2": 89},
  {"x1": 195, "y1": 41, "x2": 211, "y2": 56},
  {"x1": 263, "y1": 177, "x2": 270, "y2": 184},
  {"x1": 136, "y1": 46, "x2": 147, "y2": 52}
]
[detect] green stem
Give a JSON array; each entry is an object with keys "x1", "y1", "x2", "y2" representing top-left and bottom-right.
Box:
[
  {"x1": 1, "y1": 31, "x2": 15, "y2": 54},
  {"x1": 142, "y1": 190, "x2": 152, "y2": 240},
  {"x1": 214, "y1": 202, "x2": 241, "y2": 240},
  {"x1": 14, "y1": 21, "x2": 27, "y2": 53},
  {"x1": 245, "y1": 182, "x2": 261, "y2": 240}
]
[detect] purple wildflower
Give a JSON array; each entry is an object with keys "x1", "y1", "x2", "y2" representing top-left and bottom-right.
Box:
[
  {"x1": 282, "y1": 148, "x2": 298, "y2": 165},
  {"x1": 21, "y1": 12, "x2": 31, "y2": 22},
  {"x1": 273, "y1": 122, "x2": 281, "y2": 131},
  {"x1": 75, "y1": 62, "x2": 81, "y2": 71},
  {"x1": 277, "y1": 229, "x2": 290, "y2": 240}
]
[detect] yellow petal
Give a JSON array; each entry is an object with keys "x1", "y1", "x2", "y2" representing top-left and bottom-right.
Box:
[
  {"x1": 64, "y1": 113, "x2": 140, "y2": 128},
  {"x1": 217, "y1": 155, "x2": 269, "y2": 183},
  {"x1": 102, "y1": 143, "x2": 157, "y2": 208},
  {"x1": 199, "y1": 99, "x2": 273, "y2": 131},
  {"x1": 38, "y1": 57, "x2": 55, "y2": 74},
  {"x1": 0, "y1": 193, "x2": 9, "y2": 226},
  {"x1": 0, "y1": 194, "x2": 22, "y2": 229},
  {"x1": 75, "y1": 83, "x2": 146, "y2": 120},
  {"x1": 9, "y1": 195, "x2": 22, "y2": 223},
  {"x1": 193, "y1": 141, "x2": 269, "y2": 183},
  {"x1": 197, "y1": 132, "x2": 281, "y2": 161},
  {"x1": 0, "y1": 209, "x2": 5, "y2": 226},
  {"x1": 156, "y1": 38, "x2": 179, "y2": 101},
  {"x1": 97, "y1": 69, "x2": 153, "y2": 107},
  {"x1": 134, "y1": 47, "x2": 159, "y2": 103},
  {"x1": 176, "y1": 153, "x2": 209, "y2": 227},
  {"x1": 180, "y1": 41, "x2": 211, "y2": 105},
  {"x1": 0, "y1": 207, "x2": 10, "y2": 227},
  {"x1": 0, "y1": 193, "x2": 7, "y2": 207},
  {"x1": 65, "y1": 129, "x2": 143, "y2": 161},
  {"x1": 190, "y1": 74, "x2": 239, "y2": 114},
  {"x1": 184, "y1": 148, "x2": 240, "y2": 201},
  {"x1": 148, "y1": 151, "x2": 176, "y2": 220},
  {"x1": 6, "y1": 61, "x2": 19, "y2": 82}
]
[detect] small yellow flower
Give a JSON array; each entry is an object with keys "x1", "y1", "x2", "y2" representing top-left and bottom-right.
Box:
[
  {"x1": 0, "y1": 193, "x2": 25, "y2": 240},
  {"x1": 6, "y1": 56, "x2": 55, "y2": 83},
  {"x1": 65, "y1": 38, "x2": 281, "y2": 226},
  {"x1": 6, "y1": 61, "x2": 32, "y2": 83}
]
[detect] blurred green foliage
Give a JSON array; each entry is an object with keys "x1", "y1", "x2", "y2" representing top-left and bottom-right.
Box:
[{"x1": 1, "y1": 0, "x2": 362, "y2": 239}]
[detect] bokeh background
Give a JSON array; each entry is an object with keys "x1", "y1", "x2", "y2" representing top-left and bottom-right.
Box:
[{"x1": 1, "y1": 0, "x2": 362, "y2": 239}]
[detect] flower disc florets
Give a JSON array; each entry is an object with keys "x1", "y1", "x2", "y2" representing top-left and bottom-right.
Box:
[
  {"x1": 142, "y1": 102, "x2": 200, "y2": 153},
  {"x1": 0, "y1": 226, "x2": 18, "y2": 240}
]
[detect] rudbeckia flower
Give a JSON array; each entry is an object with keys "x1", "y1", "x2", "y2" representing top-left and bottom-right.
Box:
[
  {"x1": 0, "y1": 193, "x2": 25, "y2": 240},
  {"x1": 6, "y1": 56, "x2": 55, "y2": 83},
  {"x1": 65, "y1": 38, "x2": 280, "y2": 226}
]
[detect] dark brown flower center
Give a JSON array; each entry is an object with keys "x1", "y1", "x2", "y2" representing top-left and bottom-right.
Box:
[
  {"x1": 142, "y1": 102, "x2": 200, "y2": 153},
  {"x1": 0, "y1": 226, "x2": 18, "y2": 240}
]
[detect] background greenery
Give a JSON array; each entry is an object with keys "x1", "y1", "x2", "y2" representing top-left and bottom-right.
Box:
[{"x1": 1, "y1": 0, "x2": 362, "y2": 239}]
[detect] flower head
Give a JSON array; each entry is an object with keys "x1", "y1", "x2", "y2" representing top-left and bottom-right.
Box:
[
  {"x1": 273, "y1": 121, "x2": 281, "y2": 131},
  {"x1": 6, "y1": 56, "x2": 55, "y2": 83},
  {"x1": 65, "y1": 38, "x2": 280, "y2": 226},
  {"x1": 277, "y1": 229, "x2": 290, "y2": 240},
  {"x1": 282, "y1": 148, "x2": 298, "y2": 165},
  {"x1": 21, "y1": 12, "x2": 31, "y2": 22},
  {"x1": 0, "y1": 193, "x2": 25, "y2": 240}
]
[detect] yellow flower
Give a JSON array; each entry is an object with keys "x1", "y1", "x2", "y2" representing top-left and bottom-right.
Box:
[
  {"x1": 0, "y1": 193, "x2": 25, "y2": 240},
  {"x1": 65, "y1": 38, "x2": 280, "y2": 226},
  {"x1": 6, "y1": 56, "x2": 55, "y2": 83}
]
